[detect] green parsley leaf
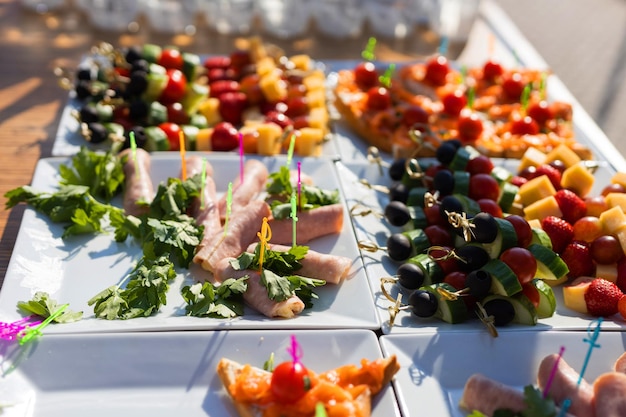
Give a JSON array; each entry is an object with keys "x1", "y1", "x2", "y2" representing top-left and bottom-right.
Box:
[
  {"x1": 17, "y1": 291, "x2": 83, "y2": 323},
  {"x1": 261, "y1": 270, "x2": 324, "y2": 303},
  {"x1": 88, "y1": 286, "x2": 128, "y2": 320},
  {"x1": 141, "y1": 216, "x2": 202, "y2": 268},
  {"x1": 521, "y1": 385, "x2": 557, "y2": 417},
  {"x1": 59, "y1": 146, "x2": 124, "y2": 202},
  {"x1": 181, "y1": 277, "x2": 247, "y2": 318},
  {"x1": 266, "y1": 166, "x2": 292, "y2": 198},
  {"x1": 148, "y1": 174, "x2": 202, "y2": 220},
  {"x1": 231, "y1": 244, "x2": 308, "y2": 276}
]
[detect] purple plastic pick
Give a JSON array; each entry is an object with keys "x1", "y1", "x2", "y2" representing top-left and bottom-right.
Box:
[
  {"x1": 287, "y1": 334, "x2": 303, "y2": 365},
  {"x1": 0, "y1": 316, "x2": 42, "y2": 341}
]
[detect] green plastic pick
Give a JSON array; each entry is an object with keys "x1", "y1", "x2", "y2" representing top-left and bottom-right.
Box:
[
  {"x1": 223, "y1": 182, "x2": 233, "y2": 237},
  {"x1": 540, "y1": 72, "x2": 548, "y2": 101},
  {"x1": 379, "y1": 63, "x2": 396, "y2": 88},
  {"x1": 521, "y1": 84, "x2": 531, "y2": 112},
  {"x1": 315, "y1": 403, "x2": 328, "y2": 417},
  {"x1": 130, "y1": 131, "x2": 140, "y2": 179},
  {"x1": 361, "y1": 37, "x2": 377, "y2": 61},
  {"x1": 467, "y1": 86, "x2": 475, "y2": 110},
  {"x1": 200, "y1": 158, "x2": 207, "y2": 210},
  {"x1": 286, "y1": 134, "x2": 296, "y2": 167},
  {"x1": 18, "y1": 304, "x2": 69, "y2": 346}
]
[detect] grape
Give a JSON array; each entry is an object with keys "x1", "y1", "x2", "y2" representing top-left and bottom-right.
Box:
[
  {"x1": 397, "y1": 263, "x2": 425, "y2": 290},
  {"x1": 466, "y1": 155, "x2": 494, "y2": 176},
  {"x1": 601, "y1": 183, "x2": 626, "y2": 196},
  {"x1": 572, "y1": 216, "x2": 603, "y2": 242},
  {"x1": 408, "y1": 290, "x2": 438, "y2": 317},
  {"x1": 504, "y1": 214, "x2": 532, "y2": 247},
  {"x1": 469, "y1": 173, "x2": 500, "y2": 201},
  {"x1": 499, "y1": 247, "x2": 537, "y2": 285},
  {"x1": 424, "y1": 225, "x2": 454, "y2": 247},
  {"x1": 591, "y1": 235, "x2": 624, "y2": 264},
  {"x1": 585, "y1": 196, "x2": 609, "y2": 217}
]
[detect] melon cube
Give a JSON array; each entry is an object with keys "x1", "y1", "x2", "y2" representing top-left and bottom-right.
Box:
[
  {"x1": 544, "y1": 143, "x2": 581, "y2": 169},
  {"x1": 616, "y1": 226, "x2": 626, "y2": 256},
  {"x1": 523, "y1": 196, "x2": 563, "y2": 221},
  {"x1": 517, "y1": 147, "x2": 547, "y2": 173},
  {"x1": 518, "y1": 175, "x2": 557, "y2": 207},
  {"x1": 595, "y1": 263, "x2": 618, "y2": 283},
  {"x1": 197, "y1": 97, "x2": 222, "y2": 126},
  {"x1": 605, "y1": 192, "x2": 626, "y2": 212},
  {"x1": 562, "y1": 277, "x2": 594, "y2": 314},
  {"x1": 290, "y1": 54, "x2": 312, "y2": 71},
  {"x1": 561, "y1": 162, "x2": 595, "y2": 197},
  {"x1": 611, "y1": 172, "x2": 626, "y2": 189},
  {"x1": 296, "y1": 127, "x2": 324, "y2": 157},
  {"x1": 599, "y1": 206, "x2": 626, "y2": 235},
  {"x1": 255, "y1": 123, "x2": 283, "y2": 155}
]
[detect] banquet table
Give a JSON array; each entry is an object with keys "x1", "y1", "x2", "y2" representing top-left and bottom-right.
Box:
[{"x1": 2, "y1": 1, "x2": 626, "y2": 415}]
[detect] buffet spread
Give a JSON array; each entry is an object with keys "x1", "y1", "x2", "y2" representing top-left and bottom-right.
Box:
[{"x1": 2, "y1": 12, "x2": 626, "y2": 417}]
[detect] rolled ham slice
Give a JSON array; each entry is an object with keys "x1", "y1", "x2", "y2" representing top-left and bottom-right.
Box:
[
  {"x1": 119, "y1": 147, "x2": 154, "y2": 217},
  {"x1": 193, "y1": 200, "x2": 271, "y2": 273},
  {"x1": 594, "y1": 372, "x2": 626, "y2": 417},
  {"x1": 268, "y1": 203, "x2": 344, "y2": 245},
  {"x1": 241, "y1": 243, "x2": 352, "y2": 284},
  {"x1": 183, "y1": 157, "x2": 222, "y2": 248},
  {"x1": 613, "y1": 352, "x2": 626, "y2": 374},
  {"x1": 214, "y1": 257, "x2": 305, "y2": 318},
  {"x1": 460, "y1": 373, "x2": 527, "y2": 416},
  {"x1": 217, "y1": 159, "x2": 269, "y2": 221},
  {"x1": 537, "y1": 353, "x2": 595, "y2": 417}
]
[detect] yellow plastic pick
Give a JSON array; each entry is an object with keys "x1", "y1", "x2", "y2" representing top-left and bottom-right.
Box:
[
  {"x1": 223, "y1": 182, "x2": 233, "y2": 237},
  {"x1": 18, "y1": 304, "x2": 68, "y2": 346},
  {"x1": 257, "y1": 217, "x2": 272, "y2": 271},
  {"x1": 179, "y1": 130, "x2": 187, "y2": 180}
]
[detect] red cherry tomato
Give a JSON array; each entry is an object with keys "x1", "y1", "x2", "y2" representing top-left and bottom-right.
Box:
[
  {"x1": 527, "y1": 100, "x2": 554, "y2": 125},
  {"x1": 502, "y1": 72, "x2": 525, "y2": 101},
  {"x1": 424, "y1": 55, "x2": 450, "y2": 86},
  {"x1": 211, "y1": 122, "x2": 239, "y2": 152},
  {"x1": 510, "y1": 115, "x2": 540, "y2": 136},
  {"x1": 521, "y1": 283, "x2": 540, "y2": 308},
  {"x1": 166, "y1": 102, "x2": 190, "y2": 125},
  {"x1": 159, "y1": 69, "x2": 187, "y2": 104},
  {"x1": 457, "y1": 110, "x2": 483, "y2": 143},
  {"x1": 354, "y1": 61, "x2": 379, "y2": 89},
  {"x1": 271, "y1": 361, "x2": 311, "y2": 404},
  {"x1": 158, "y1": 122, "x2": 182, "y2": 151},
  {"x1": 499, "y1": 247, "x2": 537, "y2": 285},
  {"x1": 442, "y1": 89, "x2": 467, "y2": 117},
  {"x1": 401, "y1": 105, "x2": 430, "y2": 129},
  {"x1": 158, "y1": 48, "x2": 184, "y2": 70},
  {"x1": 504, "y1": 215, "x2": 533, "y2": 248},
  {"x1": 466, "y1": 155, "x2": 494, "y2": 175},
  {"x1": 483, "y1": 60, "x2": 504, "y2": 82},
  {"x1": 366, "y1": 86, "x2": 391, "y2": 111}
]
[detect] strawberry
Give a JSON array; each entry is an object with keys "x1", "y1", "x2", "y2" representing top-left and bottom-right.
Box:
[
  {"x1": 541, "y1": 216, "x2": 574, "y2": 253},
  {"x1": 560, "y1": 240, "x2": 595, "y2": 278},
  {"x1": 554, "y1": 189, "x2": 587, "y2": 224},
  {"x1": 584, "y1": 278, "x2": 624, "y2": 317},
  {"x1": 532, "y1": 164, "x2": 562, "y2": 190},
  {"x1": 615, "y1": 257, "x2": 626, "y2": 293}
]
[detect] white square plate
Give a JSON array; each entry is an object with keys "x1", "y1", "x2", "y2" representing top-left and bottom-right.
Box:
[
  {"x1": 335, "y1": 159, "x2": 626, "y2": 333},
  {"x1": 0, "y1": 154, "x2": 380, "y2": 332},
  {"x1": 380, "y1": 329, "x2": 626, "y2": 417},
  {"x1": 0, "y1": 329, "x2": 401, "y2": 417}
]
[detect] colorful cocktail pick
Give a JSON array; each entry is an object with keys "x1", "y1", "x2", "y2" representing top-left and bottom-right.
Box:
[
  {"x1": 179, "y1": 130, "x2": 187, "y2": 180},
  {"x1": 290, "y1": 191, "x2": 298, "y2": 247},
  {"x1": 130, "y1": 131, "x2": 140, "y2": 179},
  {"x1": 257, "y1": 217, "x2": 272, "y2": 271},
  {"x1": 200, "y1": 158, "x2": 207, "y2": 210},
  {"x1": 542, "y1": 346, "x2": 565, "y2": 398},
  {"x1": 239, "y1": 133, "x2": 245, "y2": 183},
  {"x1": 223, "y1": 182, "x2": 233, "y2": 237},
  {"x1": 0, "y1": 316, "x2": 42, "y2": 341},
  {"x1": 18, "y1": 304, "x2": 69, "y2": 346},
  {"x1": 286, "y1": 134, "x2": 296, "y2": 167},
  {"x1": 361, "y1": 37, "x2": 377, "y2": 61}
]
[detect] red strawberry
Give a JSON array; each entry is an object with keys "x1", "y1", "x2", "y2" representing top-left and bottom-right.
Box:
[
  {"x1": 532, "y1": 164, "x2": 562, "y2": 190},
  {"x1": 560, "y1": 240, "x2": 595, "y2": 278},
  {"x1": 584, "y1": 278, "x2": 624, "y2": 317},
  {"x1": 541, "y1": 216, "x2": 574, "y2": 253},
  {"x1": 554, "y1": 189, "x2": 587, "y2": 224},
  {"x1": 616, "y1": 257, "x2": 626, "y2": 293}
]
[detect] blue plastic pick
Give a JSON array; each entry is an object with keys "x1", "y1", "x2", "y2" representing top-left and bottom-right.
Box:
[{"x1": 438, "y1": 36, "x2": 448, "y2": 56}]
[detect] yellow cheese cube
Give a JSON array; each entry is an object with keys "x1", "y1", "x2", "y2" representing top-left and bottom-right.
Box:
[
  {"x1": 599, "y1": 205, "x2": 626, "y2": 235},
  {"x1": 290, "y1": 54, "x2": 312, "y2": 71},
  {"x1": 255, "y1": 123, "x2": 283, "y2": 155},
  {"x1": 518, "y1": 175, "x2": 557, "y2": 207},
  {"x1": 306, "y1": 90, "x2": 326, "y2": 109},
  {"x1": 195, "y1": 128, "x2": 213, "y2": 151},
  {"x1": 255, "y1": 57, "x2": 276, "y2": 77},
  {"x1": 523, "y1": 196, "x2": 563, "y2": 221},
  {"x1": 197, "y1": 98, "x2": 222, "y2": 127},
  {"x1": 296, "y1": 127, "x2": 324, "y2": 156},
  {"x1": 611, "y1": 172, "x2": 626, "y2": 189},
  {"x1": 544, "y1": 143, "x2": 581, "y2": 168},
  {"x1": 303, "y1": 71, "x2": 326, "y2": 92},
  {"x1": 259, "y1": 73, "x2": 287, "y2": 103},
  {"x1": 561, "y1": 162, "x2": 595, "y2": 197},
  {"x1": 308, "y1": 107, "x2": 329, "y2": 130},
  {"x1": 616, "y1": 226, "x2": 626, "y2": 257},
  {"x1": 605, "y1": 192, "x2": 626, "y2": 212},
  {"x1": 527, "y1": 219, "x2": 542, "y2": 229},
  {"x1": 517, "y1": 147, "x2": 547, "y2": 173}
]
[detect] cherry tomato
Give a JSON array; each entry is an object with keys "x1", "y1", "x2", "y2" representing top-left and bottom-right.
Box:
[
  {"x1": 504, "y1": 214, "x2": 532, "y2": 247},
  {"x1": 271, "y1": 361, "x2": 311, "y2": 404},
  {"x1": 502, "y1": 72, "x2": 525, "y2": 101},
  {"x1": 354, "y1": 61, "x2": 379, "y2": 89},
  {"x1": 166, "y1": 102, "x2": 190, "y2": 125},
  {"x1": 158, "y1": 48, "x2": 183, "y2": 70},
  {"x1": 510, "y1": 115, "x2": 540, "y2": 136},
  {"x1": 527, "y1": 100, "x2": 554, "y2": 125},
  {"x1": 483, "y1": 60, "x2": 503, "y2": 82},
  {"x1": 159, "y1": 69, "x2": 187, "y2": 104},
  {"x1": 366, "y1": 86, "x2": 391, "y2": 111},
  {"x1": 442, "y1": 89, "x2": 467, "y2": 117},
  {"x1": 477, "y1": 198, "x2": 503, "y2": 218},
  {"x1": 521, "y1": 283, "x2": 540, "y2": 308},
  {"x1": 158, "y1": 122, "x2": 182, "y2": 151},
  {"x1": 499, "y1": 247, "x2": 537, "y2": 285},
  {"x1": 203, "y1": 55, "x2": 230, "y2": 71},
  {"x1": 424, "y1": 55, "x2": 450, "y2": 86},
  {"x1": 211, "y1": 121, "x2": 239, "y2": 152},
  {"x1": 466, "y1": 155, "x2": 494, "y2": 175},
  {"x1": 469, "y1": 173, "x2": 500, "y2": 201},
  {"x1": 401, "y1": 105, "x2": 430, "y2": 129},
  {"x1": 457, "y1": 110, "x2": 483, "y2": 143}
]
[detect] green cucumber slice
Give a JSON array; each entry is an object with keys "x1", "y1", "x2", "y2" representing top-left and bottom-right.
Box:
[
  {"x1": 481, "y1": 217, "x2": 518, "y2": 258},
  {"x1": 144, "y1": 126, "x2": 169, "y2": 152},
  {"x1": 532, "y1": 278, "x2": 557, "y2": 319},
  {"x1": 181, "y1": 83, "x2": 209, "y2": 115},
  {"x1": 449, "y1": 146, "x2": 479, "y2": 171},
  {"x1": 482, "y1": 259, "x2": 522, "y2": 296},
  {"x1": 528, "y1": 243, "x2": 569, "y2": 281},
  {"x1": 407, "y1": 187, "x2": 428, "y2": 207},
  {"x1": 142, "y1": 68, "x2": 169, "y2": 102},
  {"x1": 498, "y1": 182, "x2": 519, "y2": 212},
  {"x1": 403, "y1": 228, "x2": 430, "y2": 255},
  {"x1": 142, "y1": 44, "x2": 162, "y2": 63},
  {"x1": 421, "y1": 283, "x2": 468, "y2": 324},
  {"x1": 408, "y1": 253, "x2": 444, "y2": 285},
  {"x1": 147, "y1": 100, "x2": 168, "y2": 125},
  {"x1": 182, "y1": 52, "x2": 201, "y2": 82},
  {"x1": 453, "y1": 171, "x2": 471, "y2": 196},
  {"x1": 454, "y1": 193, "x2": 481, "y2": 217},
  {"x1": 530, "y1": 228, "x2": 553, "y2": 249},
  {"x1": 181, "y1": 125, "x2": 199, "y2": 151},
  {"x1": 491, "y1": 166, "x2": 513, "y2": 185},
  {"x1": 408, "y1": 206, "x2": 428, "y2": 230}
]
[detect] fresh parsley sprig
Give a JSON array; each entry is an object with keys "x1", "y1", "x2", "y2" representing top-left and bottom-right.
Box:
[
  {"x1": 181, "y1": 278, "x2": 248, "y2": 318},
  {"x1": 17, "y1": 291, "x2": 83, "y2": 323},
  {"x1": 469, "y1": 385, "x2": 558, "y2": 417}
]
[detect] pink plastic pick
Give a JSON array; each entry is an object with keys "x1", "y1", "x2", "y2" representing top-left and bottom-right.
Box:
[
  {"x1": 290, "y1": 191, "x2": 298, "y2": 247},
  {"x1": 542, "y1": 346, "x2": 565, "y2": 398},
  {"x1": 287, "y1": 334, "x2": 303, "y2": 365},
  {"x1": 0, "y1": 316, "x2": 42, "y2": 341},
  {"x1": 239, "y1": 133, "x2": 244, "y2": 183},
  {"x1": 297, "y1": 161, "x2": 302, "y2": 209}
]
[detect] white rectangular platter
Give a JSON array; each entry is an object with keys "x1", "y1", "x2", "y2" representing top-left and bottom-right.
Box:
[
  {"x1": 0, "y1": 329, "x2": 401, "y2": 417},
  {"x1": 379, "y1": 330, "x2": 625, "y2": 417},
  {"x1": 0, "y1": 154, "x2": 380, "y2": 333},
  {"x1": 335, "y1": 159, "x2": 626, "y2": 333}
]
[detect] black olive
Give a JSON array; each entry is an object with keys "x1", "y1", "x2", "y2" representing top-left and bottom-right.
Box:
[
  {"x1": 79, "y1": 105, "x2": 99, "y2": 123},
  {"x1": 384, "y1": 201, "x2": 411, "y2": 227},
  {"x1": 129, "y1": 100, "x2": 149, "y2": 121},
  {"x1": 397, "y1": 263, "x2": 425, "y2": 290},
  {"x1": 433, "y1": 169, "x2": 455, "y2": 195},
  {"x1": 471, "y1": 212, "x2": 498, "y2": 243},
  {"x1": 408, "y1": 290, "x2": 438, "y2": 318},
  {"x1": 439, "y1": 195, "x2": 463, "y2": 220},
  {"x1": 386, "y1": 233, "x2": 412, "y2": 262},
  {"x1": 389, "y1": 182, "x2": 409, "y2": 203},
  {"x1": 435, "y1": 141, "x2": 458, "y2": 165},
  {"x1": 483, "y1": 298, "x2": 515, "y2": 326},
  {"x1": 389, "y1": 158, "x2": 407, "y2": 181},
  {"x1": 455, "y1": 245, "x2": 490, "y2": 272},
  {"x1": 127, "y1": 70, "x2": 148, "y2": 96},
  {"x1": 74, "y1": 80, "x2": 92, "y2": 100},
  {"x1": 123, "y1": 126, "x2": 148, "y2": 149},
  {"x1": 466, "y1": 270, "x2": 492, "y2": 299},
  {"x1": 87, "y1": 122, "x2": 108, "y2": 144},
  {"x1": 125, "y1": 46, "x2": 143, "y2": 65}
]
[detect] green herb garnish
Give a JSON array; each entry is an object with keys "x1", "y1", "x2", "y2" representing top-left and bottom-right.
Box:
[
  {"x1": 181, "y1": 278, "x2": 248, "y2": 318},
  {"x1": 17, "y1": 291, "x2": 83, "y2": 323},
  {"x1": 470, "y1": 385, "x2": 558, "y2": 417}
]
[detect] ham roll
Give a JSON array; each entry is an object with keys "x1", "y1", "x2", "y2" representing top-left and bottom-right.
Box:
[
  {"x1": 242, "y1": 243, "x2": 352, "y2": 284},
  {"x1": 460, "y1": 373, "x2": 527, "y2": 416},
  {"x1": 193, "y1": 200, "x2": 271, "y2": 273},
  {"x1": 217, "y1": 159, "x2": 269, "y2": 221},
  {"x1": 537, "y1": 353, "x2": 595, "y2": 417},
  {"x1": 594, "y1": 372, "x2": 626, "y2": 417},
  {"x1": 613, "y1": 352, "x2": 626, "y2": 374},
  {"x1": 268, "y1": 203, "x2": 344, "y2": 245},
  {"x1": 119, "y1": 147, "x2": 154, "y2": 217},
  {"x1": 183, "y1": 156, "x2": 222, "y2": 248},
  {"x1": 214, "y1": 257, "x2": 305, "y2": 318}
]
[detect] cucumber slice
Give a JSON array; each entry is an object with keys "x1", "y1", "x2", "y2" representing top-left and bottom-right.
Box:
[
  {"x1": 181, "y1": 125, "x2": 199, "y2": 151},
  {"x1": 491, "y1": 166, "x2": 513, "y2": 185},
  {"x1": 530, "y1": 227, "x2": 553, "y2": 249},
  {"x1": 528, "y1": 243, "x2": 569, "y2": 281},
  {"x1": 481, "y1": 217, "x2": 517, "y2": 258},
  {"x1": 408, "y1": 253, "x2": 444, "y2": 285},
  {"x1": 453, "y1": 171, "x2": 470, "y2": 196},
  {"x1": 482, "y1": 294, "x2": 537, "y2": 325},
  {"x1": 408, "y1": 206, "x2": 428, "y2": 229},
  {"x1": 482, "y1": 259, "x2": 522, "y2": 296},
  {"x1": 407, "y1": 187, "x2": 428, "y2": 207},
  {"x1": 181, "y1": 83, "x2": 209, "y2": 115},
  {"x1": 142, "y1": 68, "x2": 169, "y2": 102},
  {"x1": 498, "y1": 182, "x2": 519, "y2": 212},
  {"x1": 449, "y1": 146, "x2": 479, "y2": 171},
  {"x1": 421, "y1": 283, "x2": 468, "y2": 323},
  {"x1": 142, "y1": 44, "x2": 162, "y2": 63},
  {"x1": 190, "y1": 113, "x2": 208, "y2": 129},
  {"x1": 532, "y1": 278, "x2": 557, "y2": 319},
  {"x1": 454, "y1": 193, "x2": 481, "y2": 217},
  {"x1": 182, "y1": 52, "x2": 201, "y2": 82},
  {"x1": 144, "y1": 126, "x2": 169, "y2": 152},
  {"x1": 147, "y1": 100, "x2": 168, "y2": 125},
  {"x1": 403, "y1": 228, "x2": 430, "y2": 255}
]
